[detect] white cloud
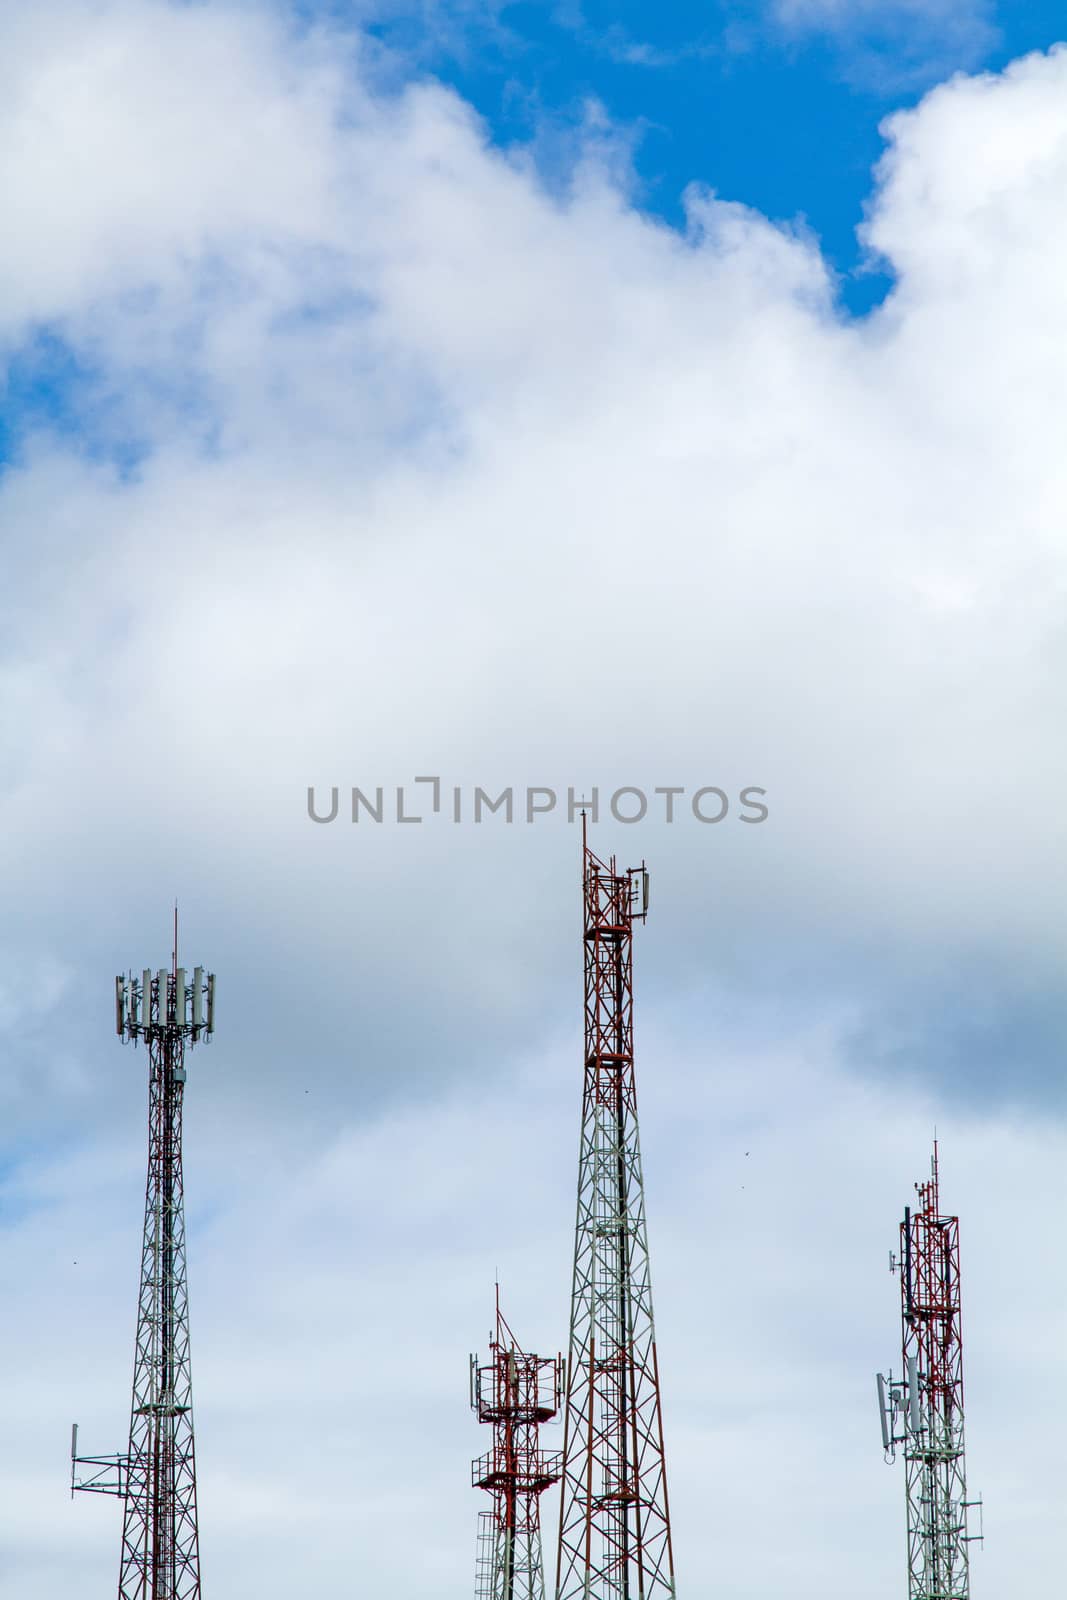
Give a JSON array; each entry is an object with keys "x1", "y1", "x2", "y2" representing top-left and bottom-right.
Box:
[
  {"x1": 1, "y1": 2, "x2": 1066, "y2": 1592},
  {"x1": 778, "y1": 0, "x2": 975, "y2": 19},
  {"x1": 0, "y1": 3, "x2": 357, "y2": 332},
  {"x1": 770, "y1": 0, "x2": 998, "y2": 85}
]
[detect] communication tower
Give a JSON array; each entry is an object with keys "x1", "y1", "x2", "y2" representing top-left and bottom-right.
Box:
[
  {"x1": 556, "y1": 824, "x2": 676, "y2": 1600},
  {"x1": 72, "y1": 944, "x2": 215, "y2": 1600},
  {"x1": 471, "y1": 1292, "x2": 564, "y2": 1600},
  {"x1": 876, "y1": 1143, "x2": 981, "y2": 1599}
]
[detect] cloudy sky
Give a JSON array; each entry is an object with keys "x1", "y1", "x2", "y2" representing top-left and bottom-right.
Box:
[{"x1": 1, "y1": 0, "x2": 1065, "y2": 1593}]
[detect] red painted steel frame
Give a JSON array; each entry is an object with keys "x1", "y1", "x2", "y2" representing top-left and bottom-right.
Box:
[
  {"x1": 897, "y1": 1141, "x2": 972, "y2": 1600},
  {"x1": 901, "y1": 1145, "x2": 963, "y2": 1429},
  {"x1": 473, "y1": 1295, "x2": 564, "y2": 1600},
  {"x1": 556, "y1": 826, "x2": 675, "y2": 1600}
]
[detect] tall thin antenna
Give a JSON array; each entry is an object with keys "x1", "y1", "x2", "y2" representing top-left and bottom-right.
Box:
[
  {"x1": 556, "y1": 830, "x2": 675, "y2": 1599},
  {"x1": 73, "y1": 956, "x2": 216, "y2": 1600},
  {"x1": 875, "y1": 1143, "x2": 981, "y2": 1598}
]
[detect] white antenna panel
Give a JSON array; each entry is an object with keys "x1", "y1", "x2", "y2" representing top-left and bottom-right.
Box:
[
  {"x1": 907, "y1": 1355, "x2": 921, "y2": 1434},
  {"x1": 876, "y1": 1374, "x2": 890, "y2": 1451}
]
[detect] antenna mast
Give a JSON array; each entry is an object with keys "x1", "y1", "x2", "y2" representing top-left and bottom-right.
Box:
[
  {"x1": 876, "y1": 1143, "x2": 981, "y2": 1599},
  {"x1": 471, "y1": 1293, "x2": 564, "y2": 1600},
  {"x1": 556, "y1": 834, "x2": 675, "y2": 1599},
  {"x1": 73, "y1": 956, "x2": 216, "y2": 1600}
]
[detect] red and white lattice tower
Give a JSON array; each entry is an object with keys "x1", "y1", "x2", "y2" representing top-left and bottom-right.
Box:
[
  {"x1": 877, "y1": 1143, "x2": 981, "y2": 1599},
  {"x1": 471, "y1": 1292, "x2": 564, "y2": 1600},
  {"x1": 556, "y1": 824, "x2": 676, "y2": 1600},
  {"x1": 72, "y1": 943, "x2": 215, "y2": 1600}
]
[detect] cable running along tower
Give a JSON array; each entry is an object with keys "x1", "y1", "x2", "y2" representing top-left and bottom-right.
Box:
[
  {"x1": 876, "y1": 1143, "x2": 981, "y2": 1600},
  {"x1": 72, "y1": 945, "x2": 215, "y2": 1600},
  {"x1": 556, "y1": 825, "x2": 675, "y2": 1600},
  {"x1": 471, "y1": 1293, "x2": 564, "y2": 1600}
]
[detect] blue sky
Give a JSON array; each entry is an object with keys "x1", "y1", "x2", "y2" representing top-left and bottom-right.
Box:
[{"x1": 347, "y1": 0, "x2": 1067, "y2": 311}]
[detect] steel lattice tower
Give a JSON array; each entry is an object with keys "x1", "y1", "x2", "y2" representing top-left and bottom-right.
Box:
[
  {"x1": 556, "y1": 825, "x2": 676, "y2": 1600},
  {"x1": 73, "y1": 949, "x2": 215, "y2": 1600},
  {"x1": 471, "y1": 1292, "x2": 564, "y2": 1600},
  {"x1": 877, "y1": 1144, "x2": 981, "y2": 1600}
]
